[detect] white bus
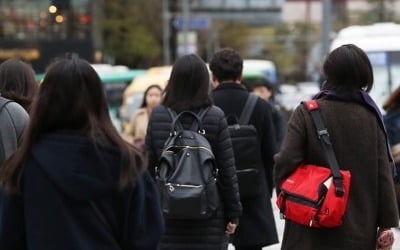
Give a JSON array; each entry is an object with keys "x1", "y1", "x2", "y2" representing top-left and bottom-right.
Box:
[{"x1": 330, "y1": 22, "x2": 400, "y2": 110}]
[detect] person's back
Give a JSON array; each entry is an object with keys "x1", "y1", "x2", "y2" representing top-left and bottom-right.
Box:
[
  {"x1": 0, "y1": 58, "x2": 37, "y2": 165},
  {"x1": 248, "y1": 78, "x2": 286, "y2": 149},
  {"x1": 0, "y1": 133, "x2": 160, "y2": 250},
  {"x1": 209, "y1": 48, "x2": 279, "y2": 250},
  {"x1": 274, "y1": 44, "x2": 399, "y2": 250},
  {"x1": 146, "y1": 54, "x2": 241, "y2": 250},
  {"x1": 0, "y1": 57, "x2": 164, "y2": 250},
  {"x1": 383, "y1": 87, "x2": 400, "y2": 220},
  {"x1": 0, "y1": 98, "x2": 28, "y2": 165}
]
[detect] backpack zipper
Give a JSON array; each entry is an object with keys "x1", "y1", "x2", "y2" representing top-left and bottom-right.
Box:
[
  {"x1": 166, "y1": 183, "x2": 203, "y2": 192},
  {"x1": 165, "y1": 146, "x2": 213, "y2": 154}
]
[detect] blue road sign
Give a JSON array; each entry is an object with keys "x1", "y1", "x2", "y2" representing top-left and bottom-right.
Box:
[{"x1": 173, "y1": 16, "x2": 211, "y2": 30}]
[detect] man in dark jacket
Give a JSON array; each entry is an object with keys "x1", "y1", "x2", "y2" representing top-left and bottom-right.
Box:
[{"x1": 209, "y1": 48, "x2": 279, "y2": 250}]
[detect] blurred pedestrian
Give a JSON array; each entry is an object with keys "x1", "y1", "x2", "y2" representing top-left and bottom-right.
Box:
[
  {"x1": 0, "y1": 58, "x2": 37, "y2": 165},
  {"x1": 0, "y1": 58, "x2": 38, "y2": 112},
  {"x1": 383, "y1": 86, "x2": 400, "y2": 218},
  {"x1": 249, "y1": 77, "x2": 285, "y2": 149},
  {"x1": 127, "y1": 84, "x2": 162, "y2": 151},
  {"x1": 0, "y1": 56, "x2": 164, "y2": 250},
  {"x1": 274, "y1": 44, "x2": 399, "y2": 250},
  {"x1": 146, "y1": 54, "x2": 242, "y2": 250},
  {"x1": 209, "y1": 48, "x2": 279, "y2": 250}
]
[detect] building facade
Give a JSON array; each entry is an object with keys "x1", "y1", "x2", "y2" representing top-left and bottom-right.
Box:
[
  {"x1": 282, "y1": 0, "x2": 400, "y2": 24},
  {"x1": 0, "y1": 0, "x2": 96, "y2": 73}
]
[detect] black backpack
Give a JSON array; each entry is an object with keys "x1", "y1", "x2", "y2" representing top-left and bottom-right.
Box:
[
  {"x1": 156, "y1": 107, "x2": 219, "y2": 219},
  {"x1": 228, "y1": 94, "x2": 262, "y2": 199}
]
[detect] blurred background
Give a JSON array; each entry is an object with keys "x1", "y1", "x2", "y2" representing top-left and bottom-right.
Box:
[{"x1": 1, "y1": 0, "x2": 400, "y2": 132}]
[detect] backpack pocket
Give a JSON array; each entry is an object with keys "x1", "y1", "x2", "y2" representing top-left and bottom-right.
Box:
[
  {"x1": 159, "y1": 178, "x2": 217, "y2": 219},
  {"x1": 236, "y1": 167, "x2": 261, "y2": 199}
]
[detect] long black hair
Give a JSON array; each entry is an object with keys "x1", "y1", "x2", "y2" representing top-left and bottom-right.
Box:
[
  {"x1": 0, "y1": 56, "x2": 144, "y2": 192},
  {"x1": 323, "y1": 44, "x2": 373, "y2": 92},
  {"x1": 163, "y1": 54, "x2": 212, "y2": 110},
  {"x1": 140, "y1": 84, "x2": 162, "y2": 108},
  {"x1": 0, "y1": 58, "x2": 38, "y2": 111}
]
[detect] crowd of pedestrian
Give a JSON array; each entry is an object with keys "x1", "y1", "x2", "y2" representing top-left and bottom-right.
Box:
[{"x1": 0, "y1": 45, "x2": 398, "y2": 250}]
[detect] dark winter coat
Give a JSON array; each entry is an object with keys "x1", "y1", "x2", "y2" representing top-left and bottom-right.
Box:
[
  {"x1": 0, "y1": 133, "x2": 164, "y2": 250},
  {"x1": 384, "y1": 108, "x2": 400, "y2": 182},
  {"x1": 384, "y1": 108, "x2": 400, "y2": 146},
  {"x1": 274, "y1": 98, "x2": 399, "y2": 250},
  {"x1": 211, "y1": 82, "x2": 279, "y2": 247},
  {"x1": 145, "y1": 104, "x2": 242, "y2": 250}
]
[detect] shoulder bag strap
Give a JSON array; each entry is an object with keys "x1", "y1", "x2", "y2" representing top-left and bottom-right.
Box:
[
  {"x1": 303, "y1": 100, "x2": 344, "y2": 197},
  {"x1": 238, "y1": 94, "x2": 258, "y2": 125}
]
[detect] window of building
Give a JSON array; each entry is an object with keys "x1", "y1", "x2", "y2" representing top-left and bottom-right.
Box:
[{"x1": 0, "y1": 0, "x2": 91, "y2": 40}]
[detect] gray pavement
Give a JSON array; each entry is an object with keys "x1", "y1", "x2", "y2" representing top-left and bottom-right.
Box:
[{"x1": 229, "y1": 193, "x2": 400, "y2": 250}]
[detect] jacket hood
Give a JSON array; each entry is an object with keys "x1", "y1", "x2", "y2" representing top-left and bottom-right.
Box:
[{"x1": 30, "y1": 133, "x2": 121, "y2": 200}]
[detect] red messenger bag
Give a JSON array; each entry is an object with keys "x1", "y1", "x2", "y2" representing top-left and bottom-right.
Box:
[{"x1": 276, "y1": 100, "x2": 351, "y2": 228}]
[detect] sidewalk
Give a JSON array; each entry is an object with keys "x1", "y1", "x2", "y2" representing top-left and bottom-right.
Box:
[{"x1": 229, "y1": 194, "x2": 400, "y2": 250}]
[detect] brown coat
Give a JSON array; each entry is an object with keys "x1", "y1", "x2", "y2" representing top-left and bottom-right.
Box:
[
  {"x1": 274, "y1": 99, "x2": 399, "y2": 250},
  {"x1": 128, "y1": 108, "x2": 149, "y2": 141}
]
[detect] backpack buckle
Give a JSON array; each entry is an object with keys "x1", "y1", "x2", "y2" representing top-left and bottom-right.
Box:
[{"x1": 318, "y1": 129, "x2": 329, "y2": 138}]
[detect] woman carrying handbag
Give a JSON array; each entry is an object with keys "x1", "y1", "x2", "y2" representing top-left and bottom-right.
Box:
[{"x1": 274, "y1": 44, "x2": 398, "y2": 250}]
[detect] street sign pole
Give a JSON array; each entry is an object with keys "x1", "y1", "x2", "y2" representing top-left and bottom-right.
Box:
[
  {"x1": 321, "y1": 0, "x2": 331, "y2": 60},
  {"x1": 182, "y1": 0, "x2": 190, "y2": 55},
  {"x1": 162, "y1": 0, "x2": 171, "y2": 64}
]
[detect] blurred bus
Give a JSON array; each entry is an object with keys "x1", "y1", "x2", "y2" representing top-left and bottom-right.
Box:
[
  {"x1": 242, "y1": 59, "x2": 279, "y2": 88},
  {"x1": 330, "y1": 22, "x2": 400, "y2": 110},
  {"x1": 36, "y1": 64, "x2": 147, "y2": 132}
]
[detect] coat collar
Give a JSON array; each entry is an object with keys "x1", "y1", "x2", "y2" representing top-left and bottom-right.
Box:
[{"x1": 213, "y1": 82, "x2": 247, "y2": 92}]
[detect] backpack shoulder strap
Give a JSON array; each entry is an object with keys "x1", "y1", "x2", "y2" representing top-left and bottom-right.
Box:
[
  {"x1": 238, "y1": 94, "x2": 258, "y2": 125},
  {"x1": 190, "y1": 106, "x2": 211, "y2": 131},
  {"x1": 0, "y1": 97, "x2": 13, "y2": 113},
  {"x1": 303, "y1": 99, "x2": 344, "y2": 197},
  {"x1": 167, "y1": 107, "x2": 183, "y2": 132}
]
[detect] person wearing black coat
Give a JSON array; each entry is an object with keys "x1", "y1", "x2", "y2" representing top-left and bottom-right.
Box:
[
  {"x1": 209, "y1": 48, "x2": 279, "y2": 250},
  {"x1": 0, "y1": 57, "x2": 164, "y2": 250},
  {"x1": 146, "y1": 54, "x2": 242, "y2": 250},
  {"x1": 383, "y1": 86, "x2": 400, "y2": 216}
]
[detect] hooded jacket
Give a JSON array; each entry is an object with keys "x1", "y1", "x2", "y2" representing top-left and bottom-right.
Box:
[{"x1": 0, "y1": 133, "x2": 164, "y2": 250}]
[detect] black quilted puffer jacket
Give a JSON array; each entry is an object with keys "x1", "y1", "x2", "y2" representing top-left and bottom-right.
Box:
[{"x1": 145, "y1": 104, "x2": 242, "y2": 250}]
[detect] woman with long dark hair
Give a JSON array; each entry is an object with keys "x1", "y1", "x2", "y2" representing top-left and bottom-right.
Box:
[
  {"x1": 0, "y1": 56, "x2": 164, "y2": 250},
  {"x1": 0, "y1": 58, "x2": 38, "y2": 112},
  {"x1": 146, "y1": 54, "x2": 242, "y2": 250},
  {"x1": 127, "y1": 84, "x2": 162, "y2": 151}
]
